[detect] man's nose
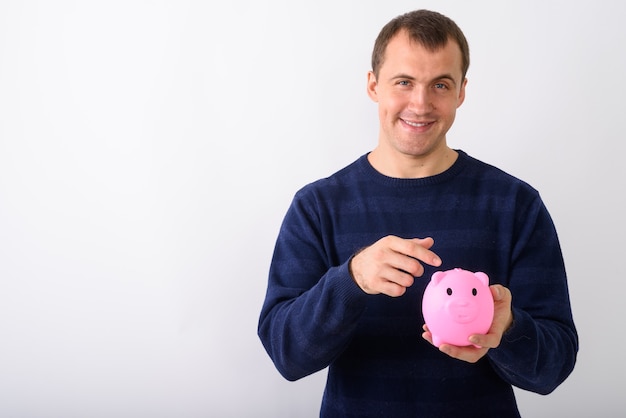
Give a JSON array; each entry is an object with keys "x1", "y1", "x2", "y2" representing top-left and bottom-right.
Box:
[{"x1": 408, "y1": 87, "x2": 433, "y2": 114}]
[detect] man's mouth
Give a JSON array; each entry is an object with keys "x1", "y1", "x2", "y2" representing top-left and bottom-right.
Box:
[{"x1": 402, "y1": 119, "x2": 433, "y2": 128}]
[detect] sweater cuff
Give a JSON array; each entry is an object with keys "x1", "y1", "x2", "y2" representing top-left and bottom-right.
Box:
[
  {"x1": 333, "y1": 260, "x2": 370, "y2": 309},
  {"x1": 500, "y1": 307, "x2": 530, "y2": 344}
]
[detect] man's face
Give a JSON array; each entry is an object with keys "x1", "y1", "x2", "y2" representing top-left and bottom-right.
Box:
[{"x1": 367, "y1": 30, "x2": 467, "y2": 160}]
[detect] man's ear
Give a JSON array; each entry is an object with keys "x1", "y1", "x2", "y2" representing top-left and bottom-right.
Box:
[
  {"x1": 457, "y1": 77, "x2": 468, "y2": 108},
  {"x1": 366, "y1": 71, "x2": 379, "y2": 102}
]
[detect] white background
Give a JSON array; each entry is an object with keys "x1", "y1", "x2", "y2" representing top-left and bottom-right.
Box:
[{"x1": 0, "y1": 1, "x2": 624, "y2": 417}]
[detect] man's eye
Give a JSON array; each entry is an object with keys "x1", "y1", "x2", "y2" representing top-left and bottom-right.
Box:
[
  {"x1": 398, "y1": 80, "x2": 410, "y2": 86},
  {"x1": 434, "y1": 83, "x2": 447, "y2": 89}
]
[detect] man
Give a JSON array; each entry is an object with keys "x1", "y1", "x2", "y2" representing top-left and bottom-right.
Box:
[{"x1": 258, "y1": 9, "x2": 577, "y2": 417}]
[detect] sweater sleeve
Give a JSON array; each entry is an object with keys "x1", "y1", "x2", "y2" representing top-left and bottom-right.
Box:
[
  {"x1": 257, "y1": 188, "x2": 369, "y2": 381},
  {"x1": 487, "y1": 195, "x2": 578, "y2": 394}
]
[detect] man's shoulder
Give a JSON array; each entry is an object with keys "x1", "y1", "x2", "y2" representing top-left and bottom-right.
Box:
[
  {"x1": 460, "y1": 151, "x2": 538, "y2": 194},
  {"x1": 297, "y1": 155, "x2": 368, "y2": 194}
]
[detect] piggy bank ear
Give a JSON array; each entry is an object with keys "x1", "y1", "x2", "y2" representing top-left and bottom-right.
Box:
[
  {"x1": 431, "y1": 271, "x2": 446, "y2": 286},
  {"x1": 474, "y1": 272, "x2": 489, "y2": 286}
]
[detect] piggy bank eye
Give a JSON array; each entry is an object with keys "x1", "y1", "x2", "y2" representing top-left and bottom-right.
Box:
[
  {"x1": 472, "y1": 288, "x2": 478, "y2": 296},
  {"x1": 446, "y1": 288, "x2": 453, "y2": 296}
]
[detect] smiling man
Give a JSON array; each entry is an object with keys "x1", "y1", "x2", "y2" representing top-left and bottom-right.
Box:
[{"x1": 258, "y1": 9, "x2": 578, "y2": 417}]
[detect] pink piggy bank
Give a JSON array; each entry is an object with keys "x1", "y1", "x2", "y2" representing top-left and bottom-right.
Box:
[{"x1": 422, "y1": 268, "x2": 494, "y2": 348}]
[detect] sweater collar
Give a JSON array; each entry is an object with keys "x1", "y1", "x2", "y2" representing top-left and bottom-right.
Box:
[{"x1": 359, "y1": 149, "x2": 469, "y2": 187}]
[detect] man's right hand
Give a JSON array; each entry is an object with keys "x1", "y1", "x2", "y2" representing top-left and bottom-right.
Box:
[{"x1": 349, "y1": 236, "x2": 442, "y2": 297}]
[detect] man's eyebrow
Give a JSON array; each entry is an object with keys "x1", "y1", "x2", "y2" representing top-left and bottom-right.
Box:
[
  {"x1": 435, "y1": 74, "x2": 458, "y2": 86},
  {"x1": 390, "y1": 73, "x2": 416, "y2": 81}
]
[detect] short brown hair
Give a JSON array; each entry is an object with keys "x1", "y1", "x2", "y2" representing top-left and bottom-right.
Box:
[{"x1": 371, "y1": 9, "x2": 470, "y2": 79}]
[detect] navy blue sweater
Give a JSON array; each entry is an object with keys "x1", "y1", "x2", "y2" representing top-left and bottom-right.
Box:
[{"x1": 258, "y1": 151, "x2": 578, "y2": 417}]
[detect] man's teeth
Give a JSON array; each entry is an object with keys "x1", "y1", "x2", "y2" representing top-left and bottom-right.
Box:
[{"x1": 404, "y1": 120, "x2": 430, "y2": 127}]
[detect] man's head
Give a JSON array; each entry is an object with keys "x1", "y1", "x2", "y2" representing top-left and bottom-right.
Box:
[
  {"x1": 371, "y1": 9, "x2": 469, "y2": 80},
  {"x1": 365, "y1": 9, "x2": 469, "y2": 178}
]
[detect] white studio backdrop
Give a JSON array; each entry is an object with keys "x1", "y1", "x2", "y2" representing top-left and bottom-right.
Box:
[{"x1": 0, "y1": 1, "x2": 624, "y2": 417}]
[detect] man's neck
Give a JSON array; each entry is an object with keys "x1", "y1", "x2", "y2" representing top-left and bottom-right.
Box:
[{"x1": 368, "y1": 147, "x2": 458, "y2": 179}]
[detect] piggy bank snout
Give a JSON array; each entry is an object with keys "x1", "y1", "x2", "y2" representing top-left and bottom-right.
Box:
[{"x1": 445, "y1": 297, "x2": 480, "y2": 324}]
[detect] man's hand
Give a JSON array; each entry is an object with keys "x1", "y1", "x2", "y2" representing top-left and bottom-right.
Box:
[
  {"x1": 349, "y1": 236, "x2": 442, "y2": 297},
  {"x1": 422, "y1": 284, "x2": 514, "y2": 363}
]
